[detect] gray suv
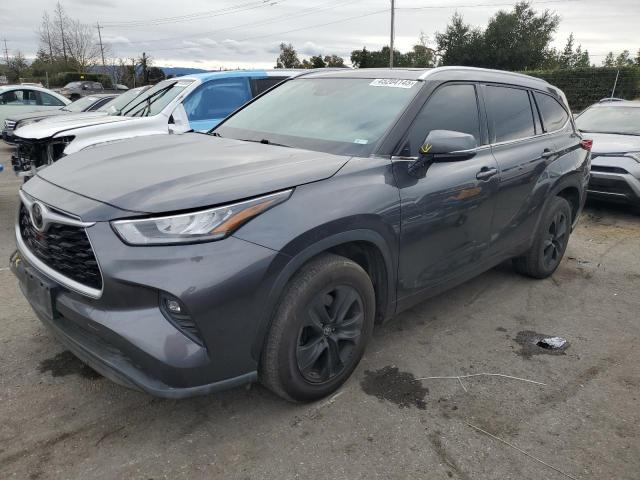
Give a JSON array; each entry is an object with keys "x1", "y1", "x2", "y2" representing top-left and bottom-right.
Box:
[
  {"x1": 575, "y1": 100, "x2": 640, "y2": 205},
  {"x1": 11, "y1": 67, "x2": 590, "y2": 402}
]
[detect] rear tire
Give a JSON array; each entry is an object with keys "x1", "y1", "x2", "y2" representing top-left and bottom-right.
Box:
[
  {"x1": 513, "y1": 196, "x2": 572, "y2": 279},
  {"x1": 260, "y1": 253, "x2": 375, "y2": 402}
]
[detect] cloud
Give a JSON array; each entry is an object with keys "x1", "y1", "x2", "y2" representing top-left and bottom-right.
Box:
[
  {"x1": 199, "y1": 38, "x2": 218, "y2": 47},
  {"x1": 104, "y1": 35, "x2": 131, "y2": 45},
  {"x1": 298, "y1": 41, "x2": 325, "y2": 56},
  {"x1": 221, "y1": 39, "x2": 256, "y2": 54}
]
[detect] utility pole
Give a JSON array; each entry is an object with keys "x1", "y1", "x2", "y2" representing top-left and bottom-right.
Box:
[
  {"x1": 2, "y1": 39, "x2": 9, "y2": 65},
  {"x1": 389, "y1": 0, "x2": 395, "y2": 68},
  {"x1": 96, "y1": 22, "x2": 106, "y2": 68},
  {"x1": 131, "y1": 58, "x2": 136, "y2": 88}
]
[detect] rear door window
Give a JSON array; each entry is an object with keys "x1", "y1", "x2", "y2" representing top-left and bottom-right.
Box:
[
  {"x1": 38, "y1": 91, "x2": 66, "y2": 106},
  {"x1": 402, "y1": 83, "x2": 481, "y2": 156},
  {"x1": 183, "y1": 77, "x2": 252, "y2": 127},
  {"x1": 533, "y1": 92, "x2": 569, "y2": 132},
  {"x1": 486, "y1": 86, "x2": 535, "y2": 143}
]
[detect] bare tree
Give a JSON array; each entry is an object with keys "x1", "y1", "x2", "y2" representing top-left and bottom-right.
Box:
[
  {"x1": 38, "y1": 12, "x2": 55, "y2": 63},
  {"x1": 53, "y1": 2, "x2": 68, "y2": 62},
  {"x1": 66, "y1": 18, "x2": 102, "y2": 71}
]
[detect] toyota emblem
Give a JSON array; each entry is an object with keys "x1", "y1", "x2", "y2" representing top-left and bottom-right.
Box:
[{"x1": 32, "y1": 203, "x2": 44, "y2": 230}]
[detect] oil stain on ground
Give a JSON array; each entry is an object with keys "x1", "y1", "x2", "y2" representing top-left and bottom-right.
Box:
[
  {"x1": 515, "y1": 330, "x2": 570, "y2": 358},
  {"x1": 39, "y1": 351, "x2": 102, "y2": 380},
  {"x1": 360, "y1": 365, "x2": 428, "y2": 409}
]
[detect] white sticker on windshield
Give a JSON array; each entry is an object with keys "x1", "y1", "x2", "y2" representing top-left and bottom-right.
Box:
[
  {"x1": 369, "y1": 79, "x2": 417, "y2": 89},
  {"x1": 354, "y1": 139, "x2": 369, "y2": 144}
]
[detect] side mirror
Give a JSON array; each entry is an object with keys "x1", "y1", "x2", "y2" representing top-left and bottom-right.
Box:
[
  {"x1": 408, "y1": 130, "x2": 477, "y2": 177},
  {"x1": 168, "y1": 103, "x2": 190, "y2": 134}
]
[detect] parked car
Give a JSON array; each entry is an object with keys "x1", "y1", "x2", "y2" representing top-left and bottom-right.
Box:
[
  {"x1": 58, "y1": 81, "x2": 121, "y2": 100},
  {"x1": 11, "y1": 67, "x2": 590, "y2": 402},
  {"x1": 3, "y1": 94, "x2": 116, "y2": 145},
  {"x1": 575, "y1": 100, "x2": 640, "y2": 206},
  {"x1": 11, "y1": 70, "x2": 300, "y2": 178},
  {"x1": 9, "y1": 86, "x2": 151, "y2": 175},
  {"x1": 0, "y1": 84, "x2": 70, "y2": 127}
]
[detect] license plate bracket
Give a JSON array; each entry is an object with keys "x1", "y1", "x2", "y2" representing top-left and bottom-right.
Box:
[{"x1": 13, "y1": 254, "x2": 57, "y2": 320}]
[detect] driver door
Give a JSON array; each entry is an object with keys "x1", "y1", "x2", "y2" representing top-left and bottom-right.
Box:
[{"x1": 392, "y1": 82, "x2": 500, "y2": 308}]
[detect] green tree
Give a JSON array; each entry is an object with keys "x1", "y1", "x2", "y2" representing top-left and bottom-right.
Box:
[
  {"x1": 615, "y1": 50, "x2": 634, "y2": 67},
  {"x1": 603, "y1": 52, "x2": 615, "y2": 67},
  {"x1": 482, "y1": 2, "x2": 559, "y2": 70},
  {"x1": 435, "y1": 13, "x2": 484, "y2": 66},
  {"x1": 7, "y1": 51, "x2": 30, "y2": 82},
  {"x1": 275, "y1": 43, "x2": 301, "y2": 69},
  {"x1": 323, "y1": 55, "x2": 345, "y2": 67},
  {"x1": 635, "y1": 49, "x2": 640, "y2": 66}
]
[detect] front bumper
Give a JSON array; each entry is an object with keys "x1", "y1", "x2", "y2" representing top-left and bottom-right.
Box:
[
  {"x1": 11, "y1": 202, "x2": 287, "y2": 398},
  {"x1": 588, "y1": 156, "x2": 640, "y2": 205}
]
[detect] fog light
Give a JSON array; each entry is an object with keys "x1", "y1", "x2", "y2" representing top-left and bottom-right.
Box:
[{"x1": 166, "y1": 299, "x2": 182, "y2": 314}]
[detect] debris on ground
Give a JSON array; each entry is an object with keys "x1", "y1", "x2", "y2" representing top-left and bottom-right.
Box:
[{"x1": 515, "y1": 331, "x2": 570, "y2": 358}]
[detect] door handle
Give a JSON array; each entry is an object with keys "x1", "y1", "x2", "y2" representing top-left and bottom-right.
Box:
[
  {"x1": 476, "y1": 166, "x2": 498, "y2": 181},
  {"x1": 541, "y1": 148, "x2": 556, "y2": 158}
]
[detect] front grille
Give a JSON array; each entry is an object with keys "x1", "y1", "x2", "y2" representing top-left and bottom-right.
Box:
[
  {"x1": 591, "y1": 165, "x2": 629, "y2": 174},
  {"x1": 19, "y1": 204, "x2": 102, "y2": 290}
]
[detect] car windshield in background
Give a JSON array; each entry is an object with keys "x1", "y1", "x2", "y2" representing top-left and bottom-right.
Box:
[
  {"x1": 98, "y1": 87, "x2": 147, "y2": 115},
  {"x1": 576, "y1": 106, "x2": 640, "y2": 135},
  {"x1": 62, "y1": 96, "x2": 99, "y2": 112},
  {"x1": 64, "y1": 82, "x2": 83, "y2": 88},
  {"x1": 120, "y1": 80, "x2": 194, "y2": 117},
  {"x1": 215, "y1": 77, "x2": 421, "y2": 156}
]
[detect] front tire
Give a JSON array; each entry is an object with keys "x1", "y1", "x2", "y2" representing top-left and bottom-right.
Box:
[
  {"x1": 260, "y1": 253, "x2": 375, "y2": 402},
  {"x1": 513, "y1": 196, "x2": 572, "y2": 279}
]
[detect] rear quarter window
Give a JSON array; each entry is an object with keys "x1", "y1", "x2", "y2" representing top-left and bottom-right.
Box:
[
  {"x1": 533, "y1": 92, "x2": 569, "y2": 132},
  {"x1": 250, "y1": 77, "x2": 288, "y2": 96}
]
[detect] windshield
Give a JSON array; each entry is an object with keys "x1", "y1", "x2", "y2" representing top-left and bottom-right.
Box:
[
  {"x1": 64, "y1": 82, "x2": 82, "y2": 89},
  {"x1": 98, "y1": 87, "x2": 148, "y2": 115},
  {"x1": 214, "y1": 77, "x2": 421, "y2": 156},
  {"x1": 120, "y1": 79, "x2": 194, "y2": 117},
  {"x1": 63, "y1": 96, "x2": 100, "y2": 112},
  {"x1": 576, "y1": 106, "x2": 640, "y2": 135}
]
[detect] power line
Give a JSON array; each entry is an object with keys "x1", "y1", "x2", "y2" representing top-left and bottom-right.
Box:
[
  {"x1": 107, "y1": 0, "x2": 362, "y2": 46},
  {"x1": 101, "y1": 0, "x2": 285, "y2": 28}
]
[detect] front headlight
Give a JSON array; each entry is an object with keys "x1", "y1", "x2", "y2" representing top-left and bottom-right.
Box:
[
  {"x1": 111, "y1": 190, "x2": 292, "y2": 245},
  {"x1": 626, "y1": 152, "x2": 640, "y2": 163}
]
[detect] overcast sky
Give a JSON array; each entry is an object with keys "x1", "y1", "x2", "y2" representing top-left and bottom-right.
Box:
[{"x1": 1, "y1": 0, "x2": 638, "y2": 69}]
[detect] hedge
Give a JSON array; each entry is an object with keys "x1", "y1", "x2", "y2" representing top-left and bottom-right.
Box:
[{"x1": 524, "y1": 67, "x2": 640, "y2": 111}]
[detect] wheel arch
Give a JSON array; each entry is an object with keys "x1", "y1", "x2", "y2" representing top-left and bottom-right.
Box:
[{"x1": 250, "y1": 229, "x2": 397, "y2": 360}]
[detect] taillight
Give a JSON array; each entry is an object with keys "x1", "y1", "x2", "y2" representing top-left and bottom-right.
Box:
[{"x1": 580, "y1": 139, "x2": 593, "y2": 151}]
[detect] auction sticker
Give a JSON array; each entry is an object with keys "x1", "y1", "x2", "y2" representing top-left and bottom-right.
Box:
[{"x1": 369, "y1": 79, "x2": 417, "y2": 88}]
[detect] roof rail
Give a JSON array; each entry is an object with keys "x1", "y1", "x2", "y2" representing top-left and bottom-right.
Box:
[{"x1": 598, "y1": 97, "x2": 626, "y2": 103}]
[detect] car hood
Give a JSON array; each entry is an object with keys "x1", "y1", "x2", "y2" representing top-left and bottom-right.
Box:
[
  {"x1": 8, "y1": 109, "x2": 67, "y2": 123},
  {"x1": 38, "y1": 133, "x2": 350, "y2": 214},
  {"x1": 13, "y1": 113, "x2": 131, "y2": 140},
  {"x1": 586, "y1": 132, "x2": 640, "y2": 154}
]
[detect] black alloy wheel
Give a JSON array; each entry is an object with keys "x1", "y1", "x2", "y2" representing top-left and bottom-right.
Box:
[
  {"x1": 542, "y1": 210, "x2": 568, "y2": 269},
  {"x1": 296, "y1": 285, "x2": 364, "y2": 384}
]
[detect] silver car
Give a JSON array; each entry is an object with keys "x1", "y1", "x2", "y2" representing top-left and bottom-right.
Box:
[{"x1": 575, "y1": 100, "x2": 640, "y2": 206}]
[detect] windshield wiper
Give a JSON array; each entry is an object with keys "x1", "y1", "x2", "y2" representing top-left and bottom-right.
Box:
[{"x1": 238, "y1": 138, "x2": 292, "y2": 148}]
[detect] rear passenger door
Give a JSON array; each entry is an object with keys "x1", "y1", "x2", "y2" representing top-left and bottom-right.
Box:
[
  {"x1": 394, "y1": 83, "x2": 500, "y2": 305},
  {"x1": 483, "y1": 84, "x2": 552, "y2": 255}
]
